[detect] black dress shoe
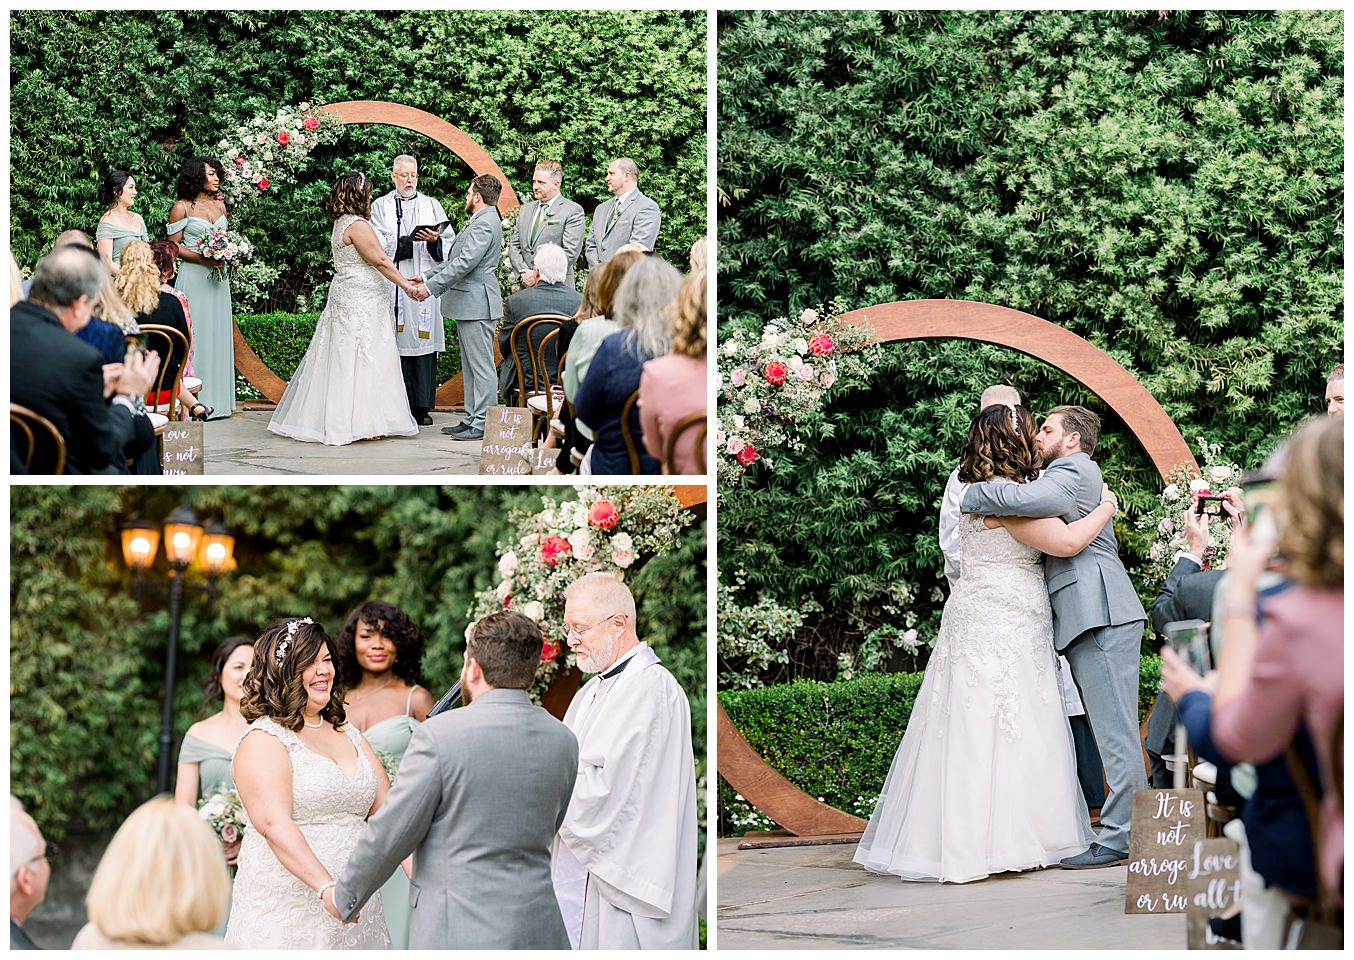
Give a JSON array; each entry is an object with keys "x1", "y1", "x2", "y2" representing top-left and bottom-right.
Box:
[
  {"x1": 446, "y1": 424, "x2": 484, "y2": 441},
  {"x1": 416, "y1": 413, "x2": 434, "y2": 426}
]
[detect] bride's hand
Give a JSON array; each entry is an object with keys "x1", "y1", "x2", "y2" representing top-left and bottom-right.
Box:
[
  {"x1": 222, "y1": 837, "x2": 241, "y2": 864},
  {"x1": 1098, "y1": 482, "x2": 1118, "y2": 513}
]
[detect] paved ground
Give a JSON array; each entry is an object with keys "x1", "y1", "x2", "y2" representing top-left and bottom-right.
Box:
[
  {"x1": 202, "y1": 407, "x2": 483, "y2": 475},
  {"x1": 716, "y1": 837, "x2": 1186, "y2": 950}
]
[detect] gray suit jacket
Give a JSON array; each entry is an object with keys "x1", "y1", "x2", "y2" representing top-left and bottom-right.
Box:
[
  {"x1": 497, "y1": 282, "x2": 582, "y2": 401},
  {"x1": 585, "y1": 189, "x2": 661, "y2": 267},
  {"x1": 508, "y1": 196, "x2": 585, "y2": 283},
  {"x1": 962, "y1": 452, "x2": 1147, "y2": 649},
  {"x1": 425, "y1": 206, "x2": 504, "y2": 321},
  {"x1": 334, "y1": 688, "x2": 578, "y2": 950}
]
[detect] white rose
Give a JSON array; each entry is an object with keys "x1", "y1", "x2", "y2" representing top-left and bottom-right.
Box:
[
  {"x1": 299, "y1": 102, "x2": 311, "y2": 111},
  {"x1": 743, "y1": 397, "x2": 760, "y2": 414},
  {"x1": 1162, "y1": 483, "x2": 1179, "y2": 500},
  {"x1": 1189, "y1": 478, "x2": 1210, "y2": 493},
  {"x1": 568, "y1": 528, "x2": 591, "y2": 554},
  {"x1": 732, "y1": 414, "x2": 746, "y2": 430},
  {"x1": 498, "y1": 551, "x2": 519, "y2": 577},
  {"x1": 612, "y1": 532, "x2": 634, "y2": 552},
  {"x1": 521, "y1": 600, "x2": 545, "y2": 623},
  {"x1": 1209, "y1": 466, "x2": 1232, "y2": 483},
  {"x1": 792, "y1": 337, "x2": 809, "y2": 356},
  {"x1": 902, "y1": 628, "x2": 918, "y2": 646},
  {"x1": 574, "y1": 541, "x2": 595, "y2": 562},
  {"x1": 495, "y1": 581, "x2": 512, "y2": 601},
  {"x1": 293, "y1": 132, "x2": 304, "y2": 145},
  {"x1": 786, "y1": 354, "x2": 804, "y2": 370},
  {"x1": 800, "y1": 308, "x2": 819, "y2": 324}
]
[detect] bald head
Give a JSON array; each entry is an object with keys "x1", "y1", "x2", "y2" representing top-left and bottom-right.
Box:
[
  {"x1": 52, "y1": 230, "x2": 93, "y2": 252},
  {"x1": 10, "y1": 799, "x2": 40, "y2": 878},
  {"x1": 979, "y1": 385, "x2": 1020, "y2": 411}
]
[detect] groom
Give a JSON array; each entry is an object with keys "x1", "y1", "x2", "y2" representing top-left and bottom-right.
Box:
[
  {"x1": 962, "y1": 405, "x2": 1147, "y2": 868},
  {"x1": 326, "y1": 611, "x2": 578, "y2": 948}
]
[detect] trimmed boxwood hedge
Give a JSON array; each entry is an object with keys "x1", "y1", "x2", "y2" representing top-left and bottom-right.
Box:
[{"x1": 718, "y1": 655, "x2": 1164, "y2": 835}]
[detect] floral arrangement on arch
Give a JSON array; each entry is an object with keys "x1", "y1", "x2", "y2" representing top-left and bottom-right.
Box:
[
  {"x1": 215, "y1": 103, "x2": 343, "y2": 212},
  {"x1": 495, "y1": 199, "x2": 525, "y2": 299},
  {"x1": 471, "y1": 485, "x2": 693, "y2": 701},
  {"x1": 716, "y1": 302, "x2": 880, "y2": 484},
  {"x1": 1136, "y1": 437, "x2": 1245, "y2": 583}
]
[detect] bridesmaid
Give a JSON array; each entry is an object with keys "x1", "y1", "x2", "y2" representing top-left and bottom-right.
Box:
[
  {"x1": 335, "y1": 600, "x2": 433, "y2": 951},
  {"x1": 94, "y1": 169, "x2": 149, "y2": 275},
  {"x1": 167, "y1": 156, "x2": 234, "y2": 419}
]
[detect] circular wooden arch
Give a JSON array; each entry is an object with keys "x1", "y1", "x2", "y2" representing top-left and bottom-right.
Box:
[
  {"x1": 233, "y1": 101, "x2": 521, "y2": 407},
  {"x1": 718, "y1": 298, "x2": 1199, "y2": 837}
]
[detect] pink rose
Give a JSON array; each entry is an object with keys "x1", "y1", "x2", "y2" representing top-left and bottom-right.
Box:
[
  {"x1": 220, "y1": 823, "x2": 239, "y2": 844},
  {"x1": 730, "y1": 368, "x2": 747, "y2": 387},
  {"x1": 821, "y1": 372, "x2": 836, "y2": 388},
  {"x1": 737, "y1": 446, "x2": 759, "y2": 466},
  {"x1": 726, "y1": 436, "x2": 744, "y2": 454},
  {"x1": 303, "y1": 117, "x2": 319, "y2": 131},
  {"x1": 796, "y1": 364, "x2": 814, "y2": 381},
  {"x1": 612, "y1": 550, "x2": 634, "y2": 568},
  {"x1": 277, "y1": 131, "x2": 291, "y2": 146},
  {"x1": 235, "y1": 155, "x2": 246, "y2": 167},
  {"x1": 808, "y1": 333, "x2": 835, "y2": 356},
  {"x1": 763, "y1": 360, "x2": 789, "y2": 385}
]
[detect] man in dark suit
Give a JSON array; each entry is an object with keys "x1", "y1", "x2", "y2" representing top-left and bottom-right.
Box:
[
  {"x1": 496, "y1": 243, "x2": 582, "y2": 405},
  {"x1": 10, "y1": 798, "x2": 49, "y2": 950},
  {"x1": 11, "y1": 247, "x2": 157, "y2": 474}
]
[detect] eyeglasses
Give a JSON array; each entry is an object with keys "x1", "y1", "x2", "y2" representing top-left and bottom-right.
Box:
[
  {"x1": 394, "y1": 173, "x2": 419, "y2": 180},
  {"x1": 566, "y1": 613, "x2": 623, "y2": 641}
]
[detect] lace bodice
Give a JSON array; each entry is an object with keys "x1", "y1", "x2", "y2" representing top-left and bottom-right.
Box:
[
  {"x1": 241, "y1": 716, "x2": 377, "y2": 825},
  {"x1": 331, "y1": 215, "x2": 385, "y2": 288},
  {"x1": 956, "y1": 512, "x2": 1043, "y2": 573}
]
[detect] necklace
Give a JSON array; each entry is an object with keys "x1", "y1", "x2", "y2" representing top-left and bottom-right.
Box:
[
  {"x1": 303, "y1": 716, "x2": 323, "y2": 728},
  {"x1": 349, "y1": 675, "x2": 396, "y2": 704}
]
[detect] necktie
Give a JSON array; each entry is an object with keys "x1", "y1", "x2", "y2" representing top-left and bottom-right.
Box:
[
  {"x1": 606, "y1": 199, "x2": 622, "y2": 231},
  {"x1": 529, "y1": 202, "x2": 547, "y2": 244}
]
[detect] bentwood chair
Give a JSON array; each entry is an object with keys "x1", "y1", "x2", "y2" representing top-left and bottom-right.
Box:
[
  {"x1": 11, "y1": 403, "x2": 66, "y2": 474},
  {"x1": 507, "y1": 313, "x2": 569, "y2": 407},
  {"x1": 662, "y1": 412, "x2": 707, "y2": 475},
  {"x1": 619, "y1": 388, "x2": 643, "y2": 474}
]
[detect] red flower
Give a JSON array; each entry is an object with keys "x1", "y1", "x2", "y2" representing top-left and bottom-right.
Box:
[
  {"x1": 501, "y1": 594, "x2": 512, "y2": 608},
  {"x1": 235, "y1": 155, "x2": 246, "y2": 167},
  {"x1": 763, "y1": 360, "x2": 789, "y2": 385},
  {"x1": 808, "y1": 333, "x2": 835, "y2": 357},
  {"x1": 588, "y1": 500, "x2": 620, "y2": 530},
  {"x1": 303, "y1": 117, "x2": 319, "y2": 131},
  {"x1": 257, "y1": 178, "x2": 270, "y2": 190},
  {"x1": 737, "y1": 445, "x2": 759, "y2": 466},
  {"x1": 540, "y1": 640, "x2": 560, "y2": 663},
  {"x1": 539, "y1": 535, "x2": 572, "y2": 566},
  {"x1": 277, "y1": 131, "x2": 291, "y2": 146}
]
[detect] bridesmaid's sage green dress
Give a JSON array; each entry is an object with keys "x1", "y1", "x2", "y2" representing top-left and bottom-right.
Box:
[
  {"x1": 168, "y1": 213, "x2": 235, "y2": 417},
  {"x1": 178, "y1": 731, "x2": 237, "y2": 936},
  {"x1": 94, "y1": 219, "x2": 149, "y2": 265},
  {"x1": 361, "y1": 688, "x2": 422, "y2": 950}
]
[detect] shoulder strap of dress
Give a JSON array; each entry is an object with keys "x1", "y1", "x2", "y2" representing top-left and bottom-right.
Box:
[
  {"x1": 404, "y1": 685, "x2": 420, "y2": 717},
  {"x1": 250, "y1": 715, "x2": 299, "y2": 748}
]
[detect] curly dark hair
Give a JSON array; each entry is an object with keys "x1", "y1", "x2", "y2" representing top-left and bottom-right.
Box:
[
  {"x1": 240, "y1": 618, "x2": 347, "y2": 731},
  {"x1": 202, "y1": 635, "x2": 256, "y2": 703},
  {"x1": 334, "y1": 600, "x2": 426, "y2": 688},
  {"x1": 325, "y1": 172, "x2": 372, "y2": 221},
  {"x1": 98, "y1": 170, "x2": 133, "y2": 210},
  {"x1": 150, "y1": 239, "x2": 179, "y2": 280},
  {"x1": 174, "y1": 156, "x2": 225, "y2": 201},
  {"x1": 958, "y1": 404, "x2": 1041, "y2": 484}
]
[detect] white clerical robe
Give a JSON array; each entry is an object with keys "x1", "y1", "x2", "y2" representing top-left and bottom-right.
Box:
[
  {"x1": 552, "y1": 643, "x2": 699, "y2": 950},
  {"x1": 369, "y1": 189, "x2": 453, "y2": 357}
]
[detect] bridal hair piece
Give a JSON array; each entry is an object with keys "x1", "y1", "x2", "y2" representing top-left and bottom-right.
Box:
[
  {"x1": 1002, "y1": 402, "x2": 1020, "y2": 431},
  {"x1": 275, "y1": 616, "x2": 314, "y2": 664}
]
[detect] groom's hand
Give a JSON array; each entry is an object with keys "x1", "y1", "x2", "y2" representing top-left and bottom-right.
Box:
[{"x1": 322, "y1": 886, "x2": 357, "y2": 923}]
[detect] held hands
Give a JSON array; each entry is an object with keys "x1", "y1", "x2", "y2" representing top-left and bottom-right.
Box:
[
  {"x1": 321, "y1": 886, "x2": 358, "y2": 924},
  {"x1": 406, "y1": 280, "x2": 431, "y2": 303}
]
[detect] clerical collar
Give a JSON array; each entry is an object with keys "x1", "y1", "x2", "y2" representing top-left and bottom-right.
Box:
[{"x1": 600, "y1": 644, "x2": 645, "y2": 679}]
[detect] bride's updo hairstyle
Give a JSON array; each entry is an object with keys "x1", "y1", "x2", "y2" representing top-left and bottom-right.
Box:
[
  {"x1": 241, "y1": 618, "x2": 347, "y2": 731},
  {"x1": 326, "y1": 172, "x2": 372, "y2": 221},
  {"x1": 958, "y1": 403, "x2": 1041, "y2": 484}
]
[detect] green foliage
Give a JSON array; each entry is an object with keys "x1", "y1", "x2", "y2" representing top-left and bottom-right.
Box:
[
  {"x1": 718, "y1": 657, "x2": 1166, "y2": 835},
  {"x1": 11, "y1": 486, "x2": 705, "y2": 840},
  {"x1": 717, "y1": 10, "x2": 1342, "y2": 681},
  {"x1": 11, "y1": 10, "x2": 706, "y2": 308}
]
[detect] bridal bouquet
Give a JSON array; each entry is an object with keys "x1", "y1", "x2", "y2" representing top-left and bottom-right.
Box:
[
  {"x1": 1136, "y1": 437, "x2": 1245, "y2": 583},
  {"x1": 197, "y1": 789, "x2": 246, "y2": 846},
  {"x1": 194, "y1": 228, "x2": 254, "y2": 282}
]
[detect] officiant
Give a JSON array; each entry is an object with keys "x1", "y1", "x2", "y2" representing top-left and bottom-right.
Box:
[{"x1": 371, "y1": 155, "x2": 453, "y2": 426}]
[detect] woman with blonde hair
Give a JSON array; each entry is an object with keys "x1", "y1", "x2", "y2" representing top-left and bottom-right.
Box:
[
  {"x1": 71, "y1": 796, "x2": 229, "y2": 948},
  {"x1": 639, "y1": 268, "x2": 707, "y2": 473},
  {"x1": 116, "y1": 239, "x2": 205, "y2": 420}
]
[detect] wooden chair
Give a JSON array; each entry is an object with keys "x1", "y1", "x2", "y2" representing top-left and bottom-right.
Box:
[
  {"x1": 619, "y1": 389, "x2": 642, "y2": 474},
  {"x1": 10, "y1": 403, "x2": 66, "y2": 474},
  {"x1": 525, "y1": 333, "x2": 566, "y2": 442},
  {"x1": 506, "y1": 313, "x2": 569, "y2": 408},
  {"x1": 662, "y1": 412, "x2": 707, "y2": 475},
  {"x1": 138, "y1": 323, "x2": 190, "y2": 422}
]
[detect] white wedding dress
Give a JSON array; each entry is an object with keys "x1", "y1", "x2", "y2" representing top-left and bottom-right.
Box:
[
  {"x1": 853, "y1": 506, "x2": 1094, "y2": 883},
  {"x1": 224, "y1": 717, "x2": 390, "y2": 949},
  {"x1": 268, "y1": 214, "x2": 419, "y2": 445}
]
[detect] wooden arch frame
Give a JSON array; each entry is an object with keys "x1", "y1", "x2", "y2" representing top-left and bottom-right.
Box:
[
  {"x1": 232, "y1": 101, "x2": 521, "y2": 407},
  {"x1": 717, "y1": 298, "x2": 1199, "y2": 837}
]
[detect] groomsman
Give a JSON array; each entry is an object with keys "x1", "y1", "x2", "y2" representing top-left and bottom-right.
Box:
[
  {"x1": 551, "y1": 573, "x2": 698, "y2": 950},
  {"x1": 585, "y1": 157, "x2": 661, "y2": 268},
  {"x1": 422, "y1": 175, "x2": 504, "y2": 441},
  {"x1": 370, "y1": 155, "x2": 453, "y2": 426},
  {"x1": 508, "y1": 160, "x2": 585, "y2": 288}
]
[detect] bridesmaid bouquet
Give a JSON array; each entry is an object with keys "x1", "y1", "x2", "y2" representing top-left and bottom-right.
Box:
[
  {"x1": 197, "y1": 788, "x2": 247, "y2": 846},
  {"x1": 194, "y1": 228, "x2": 254, "y2": 282},
  {"x1": 376, "y1": 750, "x2": 399, "y2": 783}
]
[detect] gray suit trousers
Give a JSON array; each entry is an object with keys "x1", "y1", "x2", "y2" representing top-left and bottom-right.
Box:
[
  {"x1": 457, "y1": 318, "x2": 497, "y2": 430},
  {"x1": 1062, "y1": 618, "x2": 1147, "y2": 853}
]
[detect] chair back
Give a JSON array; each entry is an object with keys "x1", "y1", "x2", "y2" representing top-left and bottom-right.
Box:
[
  {"x1": 619, "y1": 388, "x2": 642, "y2": 474},
  {"x1": 507, "y1": 313, "x2": 568, "y2": 406},
  {"x1": 532, "y1": 330, "x2": 568, "y2": 438},
  {"x1": 138, "y1": 323, "x2": 189, "y2": 420},
  {"x1": 11, "y1": 403, "x2": 66, "y2": 474},
  {"x1": 663, "y1": 412, "x2": 707, "y2": 474}
]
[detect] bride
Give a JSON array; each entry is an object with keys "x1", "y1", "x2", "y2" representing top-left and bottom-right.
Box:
[
  {"x1": 225, "y1": 617, "x2": 391, "y2": 948},
  {"x1": 268, "y1": 173, "x2": 426, "y2": 445},
  {"x1": 854, "y1": 403, "x2": 1117, "y2": 883}
]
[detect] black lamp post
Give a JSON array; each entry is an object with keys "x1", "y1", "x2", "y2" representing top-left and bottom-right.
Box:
[{"x1": 121, "y1": 504, "x2": 234, "y2": 795}]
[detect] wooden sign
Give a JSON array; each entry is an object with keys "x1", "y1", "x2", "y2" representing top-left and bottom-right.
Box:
[
  {"x1": 1124, "y1": 788, "x2": 1207, "y2": 914},
  {"x1": 1184, "y1": 837, "x2": 1243, "y2": 949},
  {"x1": 478, "y1": 406, "x2": 535, "y2": 475},
  {"x1": 160, "y1": 421, "x2": 205, "y2": 475}
]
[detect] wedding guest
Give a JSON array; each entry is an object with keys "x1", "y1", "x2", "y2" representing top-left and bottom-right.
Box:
[
  {"x1": 689, "y1": 236, "x2": 707, "y2": 273},
  {"x1": 11, "y1": 246, "x2": 158, "y2": 474},
  {"x1": 168, "y1": 156, "x2": 234, "y2": 419},
  {"x1": 585, "y1": 157, "x2": 661, "y2": 268},
  {"x1": 551, "y1": 270, "x2": 604, "y2": 474},
  {"x1": 508, "y1": 159, "x2": 585, "y2": 287},
  {"x1": 91, "y1": 267, "x2": 137, "y2": 334},
  {"x1": 116, "y1": 240, "x2": 205, "y2": 419},
  {"x1": 72, "y1": 797, "x2": 228, "y2": 949},
  {"x1": 151, "y1": 240, "x2": 196, "y2": 382},
  {"x1": 1325, "y1": 364, "x2": 1343, "y2": 416},
  {"x1": 575, "y1": 256, "x2": 684, "y2": 474},
  {"x1": 335, "y1": 599, "x2": 434, "y2": 950},
  {"x1": 10, "y1": 798, "x2": 49, "y2": 950},
  {"x1": 639, "y1": 267, "x2": 706, "y2": 474},
  {"x1": 497, "y1": 243, "x2": 582, "y2": 404},
  {"x1": 20, "y1": 230, "x2": 94, "y2": 300},
  {"x1": 94, "y1": 169, "x2": 149, "y2": 275},
  {"x1": 552, "y1": 573, "x2": 699, "y2": 948}
]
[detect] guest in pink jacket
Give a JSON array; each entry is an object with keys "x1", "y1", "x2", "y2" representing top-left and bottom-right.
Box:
[{"x1": 639, "y1": 268, "x2": 706, "y2": 474}]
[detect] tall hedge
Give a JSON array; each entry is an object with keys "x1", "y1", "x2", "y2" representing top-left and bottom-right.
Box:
[
  {"x1": 11, "y1": 486, "x2": 706, "y2": 839},
  {"x1": 11, "y1": 11, "x2": 706, "y2": 306},
  {"x1": 717, "y1": 10, "x2": 1342, "y2": 679}
]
